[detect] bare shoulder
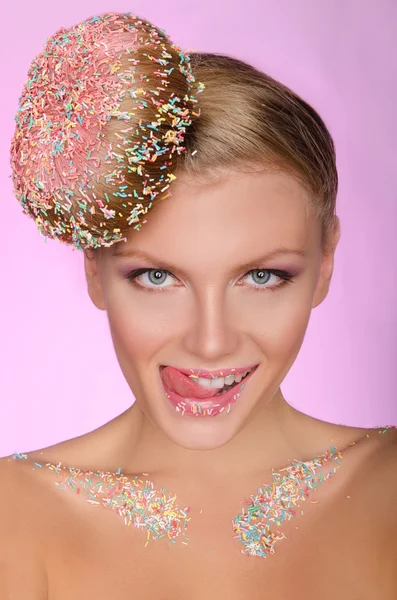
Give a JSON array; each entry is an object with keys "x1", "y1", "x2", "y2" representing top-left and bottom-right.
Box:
[
  {"x1": 381, "y1": 430, "x2": 397, "y2": 509},
  {"x1": 361, "y1": 428, "x2": 397, "y2": 502},
  {"x1": 369, "y1": 430, "x2": 397, "y2": 588},
  {"x1": 333, "y1": 428, "x2": 397, "y2": 594},
  {"x1": 12, "y1": 409, "x2": 134, "y2": 472},
  {"x1": 0, "y1": 453, "x2": 46, "y2": 521},
  {"x1": 370, "y1": 428, "x2": 397, "y2": 495},
  {"x1": 0, "y1": 455, "x2": 49, "y2": 597},
  {"x1": 0, "y1": 423, "x2": 118, "y2": 598},
  {"x1": 357, "y1": 428, "x2": 397, "y2": 538}
]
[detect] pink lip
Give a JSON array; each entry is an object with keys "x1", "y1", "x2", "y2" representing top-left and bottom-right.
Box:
[
  {"x1": 159, "y1": 366, "x2": 258, "y2": 418},
  {"x1": 160, "y1": 365, "x2": 258, "y2": 379}
]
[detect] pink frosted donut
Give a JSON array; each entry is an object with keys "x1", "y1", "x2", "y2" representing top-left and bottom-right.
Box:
[{"x1": 10, "y1": 12, "x2": 204, "y2": 250}]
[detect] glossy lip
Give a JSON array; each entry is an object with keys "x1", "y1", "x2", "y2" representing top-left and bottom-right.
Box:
[
  {"x1": 159, "y1": 364, "x2": 259, "y2": 379},
  {"x1": 159, "y1": 366, "x2": 259, "y2": 418}
]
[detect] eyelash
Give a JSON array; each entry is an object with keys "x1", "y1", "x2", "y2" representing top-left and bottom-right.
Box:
[{"x1": 125, "y1": 268, "x2": 295, "y2": 293}]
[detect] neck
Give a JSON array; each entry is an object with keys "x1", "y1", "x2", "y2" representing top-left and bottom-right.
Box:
[{"x1": 117, "y1": 389, "x2": 373, "y2": 480}]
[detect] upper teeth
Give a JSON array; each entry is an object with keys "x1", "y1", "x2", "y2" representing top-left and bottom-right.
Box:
[{"x1": 189, "y1": 369, "x2": 253, "y2": 391}]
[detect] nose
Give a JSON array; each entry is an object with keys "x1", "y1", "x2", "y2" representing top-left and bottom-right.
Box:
[{"x1": 181, "y1": 288, "x2": 240, "y2": 362}]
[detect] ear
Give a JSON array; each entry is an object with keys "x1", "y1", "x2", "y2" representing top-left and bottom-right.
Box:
[
  {"x1": 83, "y1": 249, "x2": 106, "y2": 311},
  {"x1": 312, "y1": 216, "x2": 341, "y2": 309}
]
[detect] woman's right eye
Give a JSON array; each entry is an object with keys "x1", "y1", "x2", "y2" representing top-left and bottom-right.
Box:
[{"x1": 126, "y1": 268, "x2": 176, "y2": 291}]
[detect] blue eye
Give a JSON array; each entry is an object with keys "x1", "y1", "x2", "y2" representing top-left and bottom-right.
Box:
[
  {"x1": 244, "y1": 269, "x2": 294, "y2": 291},
  {"x1": 249, "y1": 270, "x2": 271, "y2": 285},
  {"x1": 126, "y1": 268, "x2": 174, "y2": 290},
  {"x1": 145, "y1": 270, "x2": 169, "y2": 286}
]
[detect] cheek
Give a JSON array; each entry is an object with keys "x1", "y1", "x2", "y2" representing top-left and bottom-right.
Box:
[
  {"x1": 104, "y1": 286, "x2": 174, "y2": 366},
  {"x1": 104, "y1": 303, "x2": 164, "y2": 398},
  {"x1": 247, "y1": 292, "x2": 313, "y2": 360},
  {"x1": 107, "y1": 308, "x2": 163, "y2": 362}
]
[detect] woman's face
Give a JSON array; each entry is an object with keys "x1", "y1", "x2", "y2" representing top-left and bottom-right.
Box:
[{"x1": 85, "y1": 169, "x2": 339, "y2": 450}]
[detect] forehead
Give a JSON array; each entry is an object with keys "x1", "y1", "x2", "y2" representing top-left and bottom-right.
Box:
[{"x1": 114, "y1": 170, "x2": 318, "y2": 261}]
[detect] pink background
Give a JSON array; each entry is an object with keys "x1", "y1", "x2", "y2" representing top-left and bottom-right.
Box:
[{"x1": 1, "y1": 1, "x2": 396, "y2": 456}]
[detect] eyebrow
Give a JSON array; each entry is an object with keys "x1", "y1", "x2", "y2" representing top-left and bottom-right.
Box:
[{"x1": 113, "y1": 246, "x2": 306, "y2": 274}]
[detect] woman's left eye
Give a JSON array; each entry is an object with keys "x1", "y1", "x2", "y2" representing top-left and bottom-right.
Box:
[
  {"x1": 242, "y1": 269, "x2": 294, "y2": 291},
  {"x1": 125, "y1": 268, "x2": 294, "y2": 292}
]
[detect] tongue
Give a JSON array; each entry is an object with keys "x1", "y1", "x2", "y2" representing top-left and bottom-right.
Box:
[{"x1": 161, "y1": 366, "x2": 220, "y2": 399}]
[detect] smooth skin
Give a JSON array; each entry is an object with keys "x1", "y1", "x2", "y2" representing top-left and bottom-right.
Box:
[{"x1": 1, "y1": 169, "x2": 396, "y2": 599}]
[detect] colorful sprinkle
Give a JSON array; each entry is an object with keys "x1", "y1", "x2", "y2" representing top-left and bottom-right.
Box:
[
  {"x1": 10, "y1": 12, "x2": 204, "y2": 251},
  {"x1": 232, "y1": 426, "x2": 395, "y2": 557},
  {"x1": 12, "y1": 426, "x2": 396, "y2": 555},
  {"x1": 12, "y1": 452, "x2": 191, "y2": 545}
]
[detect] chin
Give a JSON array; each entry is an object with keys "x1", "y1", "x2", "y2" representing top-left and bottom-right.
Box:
[
  {"x1": 140, "y1": 366, "x2": 263, "y2": 451},
  {"x1": 155, "y1": 414, "x2": 246, "y2": 451}
]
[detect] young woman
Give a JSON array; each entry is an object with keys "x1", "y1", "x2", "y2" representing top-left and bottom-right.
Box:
[{"x1": 2, "y1": 11, "x2": 396, "y2": 599}]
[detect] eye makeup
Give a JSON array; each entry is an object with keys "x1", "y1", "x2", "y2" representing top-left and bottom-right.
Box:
[{"x1": 121, "y1": 266, "x2": 296, "y2": 293}]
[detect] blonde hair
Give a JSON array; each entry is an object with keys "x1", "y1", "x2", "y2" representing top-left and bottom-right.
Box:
[{"x1": 178, "y1": 53, "x2": 338, "y2": 253}]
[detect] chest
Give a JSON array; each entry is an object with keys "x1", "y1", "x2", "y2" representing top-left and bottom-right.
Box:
[{"x1": 44, "y1": 489, "x2": 393, "y2": 600}]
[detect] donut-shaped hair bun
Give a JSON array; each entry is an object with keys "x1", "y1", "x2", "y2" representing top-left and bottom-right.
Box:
[{"x1": 10, "y1": 12, "x2": 204, "y2": 250}]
